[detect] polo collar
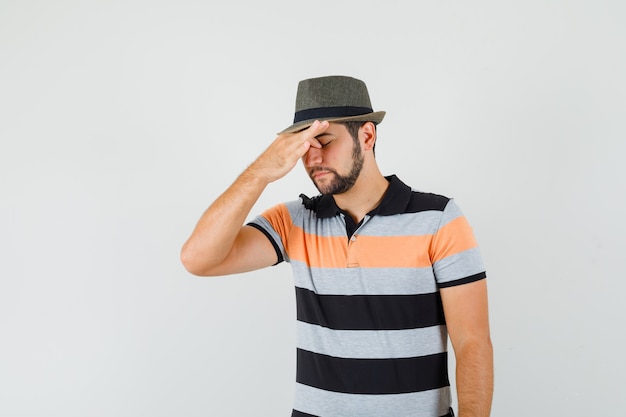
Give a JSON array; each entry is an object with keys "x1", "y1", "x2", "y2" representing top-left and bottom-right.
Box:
[{"x1": 302, "y1": 175, "x2": 412, "y2": 218}]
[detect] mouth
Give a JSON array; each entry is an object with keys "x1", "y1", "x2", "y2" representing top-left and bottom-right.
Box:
[{"x1": 309, "y1": 168, "x2": 333, "y2": 179}]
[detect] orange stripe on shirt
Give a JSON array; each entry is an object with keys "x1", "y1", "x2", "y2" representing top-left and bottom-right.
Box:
[
  {"x1": 261, "y1": 206, "x2": 478, "y2": 269},
  {"x1": 261, "y1": 204, "x2": 293, "y2": 244},
  {"x1": 288, "y1": 231, "x2": 434, "y2": 269},
  {"x1": 429, "y1": 216, "x2": 478, "y2": 263},
  {"x1": 353, "y1": 235, "x2": 434, "y2": 268},
  {"x1": 287, "y1": 226, "x2": 349, "y2": 268}
]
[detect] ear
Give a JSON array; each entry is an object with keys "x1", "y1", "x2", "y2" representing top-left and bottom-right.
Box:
[{"x1": 360, "y1": 122, "x2": 377, "y2": 151}]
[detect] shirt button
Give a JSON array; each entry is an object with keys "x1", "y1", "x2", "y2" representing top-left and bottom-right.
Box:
[{"x1": 350, "y1": 236, "x2": 357, "y2": 242}]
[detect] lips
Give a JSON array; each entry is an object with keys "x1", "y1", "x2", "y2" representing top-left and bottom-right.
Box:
[{"x1": 312, "y1": 170, "x2": 330, "y2": 178}]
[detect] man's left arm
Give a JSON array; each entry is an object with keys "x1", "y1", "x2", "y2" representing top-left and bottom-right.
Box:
[{"x1": 440, "y1": 278, "x2": 493, "y2": 417}]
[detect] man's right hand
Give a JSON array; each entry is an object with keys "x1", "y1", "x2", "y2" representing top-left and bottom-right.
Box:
[{"x1": 247, "y1": 120, "x2": 329, "y2": 184}]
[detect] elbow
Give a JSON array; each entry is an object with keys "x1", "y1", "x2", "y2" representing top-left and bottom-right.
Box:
[
  {"x1": 458, "y1": 335, "x2": 493, "y2": 353},
  {"x1": 180, "y1": 247, "x2": 200, "y2": 276},
  {"x1": 180, "y1": 244, "x2": 213, "y2": 277},
  {"x1": 455, "y1": 336, "x2": 493, "y2": 367}
]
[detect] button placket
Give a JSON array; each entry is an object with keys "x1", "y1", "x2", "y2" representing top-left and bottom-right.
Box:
[{"x1": 346, "y1": 215, "x2": 370, "y2": 268}]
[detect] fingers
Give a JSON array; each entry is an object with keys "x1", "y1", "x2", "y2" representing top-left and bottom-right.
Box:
[
  {"x1": 303, "y1": 120, "x2": 329, "y2": 148},
  {"x1": 250, "y1": 120, "x2": 330, "y2": 183},
  {"x1": 279, "y1": 120, "x2": 328, "y2": 155},
  {"x1": 292, "y1": 120, "x2": 328, "y2": 158}
]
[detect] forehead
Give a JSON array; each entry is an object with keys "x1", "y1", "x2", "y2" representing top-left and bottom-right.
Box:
[{"x1": 316, "y1": 122, "x2": 349, "y2": 138}]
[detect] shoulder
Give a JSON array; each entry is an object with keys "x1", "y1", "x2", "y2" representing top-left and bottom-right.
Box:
[
  {"x1": 258, "y1": 196, "x2": 317, "y2": 224},
  {"x1": 406, "y1": 191, "x2": 467, "y2": 228},
  {"x1": 385, "y1": 175, "x2": 451, "y2": 214},
  {"x1": 405, "y1": 188, "x2": 451, "y2": 213}
]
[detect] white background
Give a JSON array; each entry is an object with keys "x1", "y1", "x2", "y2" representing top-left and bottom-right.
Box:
[{"x1": 1, "y1": 1, "x2": 624, "y2": 415}]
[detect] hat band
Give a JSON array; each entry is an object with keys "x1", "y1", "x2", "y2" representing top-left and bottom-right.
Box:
[{"x1": 293, "y1": 106, "x2": 373, "y2": 123}]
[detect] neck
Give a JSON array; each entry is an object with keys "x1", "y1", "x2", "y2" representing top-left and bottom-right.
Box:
[{"x1": 333, "y1": 165, "x2": 389, "y2": 224}]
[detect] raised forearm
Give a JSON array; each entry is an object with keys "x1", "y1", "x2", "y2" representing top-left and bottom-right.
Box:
[
  {"x1": 180, "y1": 121, "x2": 328, "y2": 276},
  {"x1": 180, "y1": 167, "x2": 269, "y2": 275},
  {"x1": 455, "y1": 339, "x2": 494, "y2": 417}
]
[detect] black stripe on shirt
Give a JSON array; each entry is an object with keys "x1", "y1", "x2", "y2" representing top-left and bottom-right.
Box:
[
  {"x1": 246, "y1": 223, "x2": 284, "y2": 265},
  {"x1": 296, "y1": 349, "x2": 450, "y2": 395},
  {"x1": 438, "y1": 271, "x2": 487, "y2": 288},
  {"x1": 295, "y1": 287, "x2": 445, "y2": 330}
]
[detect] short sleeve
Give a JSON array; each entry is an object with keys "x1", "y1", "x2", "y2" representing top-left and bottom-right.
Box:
[
  {"x1": 429, "y1": 199, "x2": 486, "y2": 287},
  {"x1": 247, "y1": 203, "x2": 294, "y2": 264}
]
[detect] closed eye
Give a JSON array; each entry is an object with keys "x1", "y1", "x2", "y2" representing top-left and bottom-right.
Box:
[{"x1": 315, "y1": 133, "x2": 334, "y2": 148}]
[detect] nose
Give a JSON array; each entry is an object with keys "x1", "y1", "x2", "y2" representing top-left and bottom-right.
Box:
[{"x1": 303, "y1": 145, "x2": 322, "y2": 167}]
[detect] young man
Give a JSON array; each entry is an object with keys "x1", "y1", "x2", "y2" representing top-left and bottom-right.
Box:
[{"x1": 181, "y1": 76, "x2": 493, "y2": 417}]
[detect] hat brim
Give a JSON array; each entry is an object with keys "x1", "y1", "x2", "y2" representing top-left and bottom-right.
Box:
[{"x1": 278, "y1": 111, "x2": 386, "y2": 134}]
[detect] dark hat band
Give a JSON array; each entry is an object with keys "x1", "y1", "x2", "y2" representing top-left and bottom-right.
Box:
[{"x1": 293, "y1": 106, "x2": 373, "y2": 123}]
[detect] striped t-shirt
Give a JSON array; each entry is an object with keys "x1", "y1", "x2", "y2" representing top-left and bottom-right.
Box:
[{"x1": 249, "y1": 175, "x2": 486, "y2": 417}]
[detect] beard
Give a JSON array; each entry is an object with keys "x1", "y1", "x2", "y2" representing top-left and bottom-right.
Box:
[{"x1": 309, "y1": 141, "x2": 364, "y2": 195}]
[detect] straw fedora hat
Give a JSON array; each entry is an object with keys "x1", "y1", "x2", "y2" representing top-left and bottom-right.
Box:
[{"x1": 279, "y1": 75, "x2": 386, "y2": 134}]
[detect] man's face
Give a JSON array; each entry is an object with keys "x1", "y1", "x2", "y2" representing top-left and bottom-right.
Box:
[{"x1": 302, "y1": 123, "x2": 364, "y2": 195}]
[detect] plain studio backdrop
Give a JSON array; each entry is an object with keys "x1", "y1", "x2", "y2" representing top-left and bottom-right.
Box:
[{"x1": 1, "y1": 1, "x2": 624, "y2": 415}]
